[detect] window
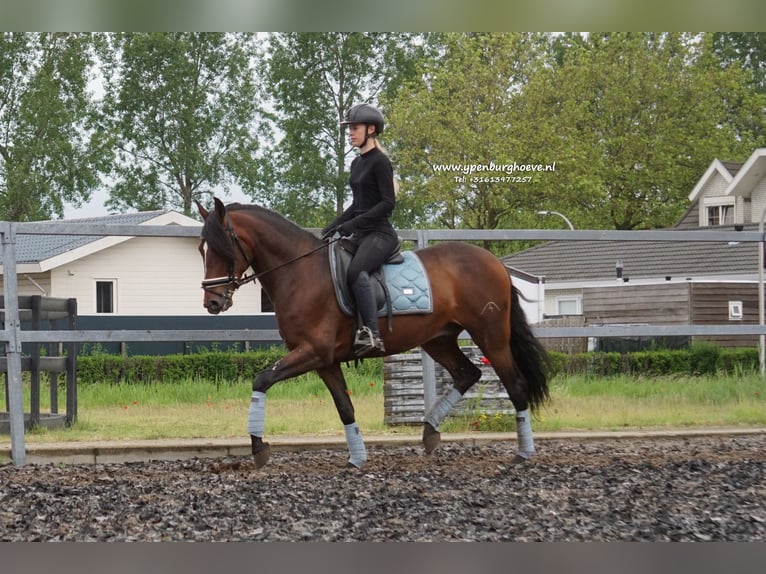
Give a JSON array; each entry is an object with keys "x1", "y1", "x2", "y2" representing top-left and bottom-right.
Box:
[
  {"x1": 706, "y1": 204, "x2": 734, "y2": 226},
  {"x1": 556, "y1": 296, "x2": 581, "y2": 315},
  {"x1": 96, "y1": 280, "x2": 116, "y2": 314},
  {"x1": 729, "y1": 301, "x2": 743, "y2": 321}
]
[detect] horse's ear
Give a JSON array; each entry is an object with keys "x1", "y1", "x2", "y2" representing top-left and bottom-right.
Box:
[
  {"x1": 195, "y1": 199, "x2": 208, "y2": 220},
  {"x1": 213, "y1": 197, "x2": 226, "y2": 222}
]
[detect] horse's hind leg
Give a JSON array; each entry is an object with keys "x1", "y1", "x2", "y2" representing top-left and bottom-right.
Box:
[
  {"x1": 471, "y1": 335, "x2": 536, "y2": 463},
  {"x1": 317, "y1": 363, "x2": 367, "y2": 468},
  {"x1": 420, "y1": 336, "x2": 483, "y2": 454}
]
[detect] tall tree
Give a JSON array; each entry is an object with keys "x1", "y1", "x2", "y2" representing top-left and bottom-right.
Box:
[
  {"x1": 712, "y1": 32, "x2": 766, "y2": 92},
  {"x1": 519, "y1": 32, "x2": 762, "y2": 230},
  {"x1": 99, "y1": 33, "x2": 264, "y2": 216},
  {"x1": 385, "y1": 33, "x2": 551, "y2": 231},
  {"x1": 711, "y1": 32, "x2": 766, "y2": 143},
  {"x1": 260, "y1": 32, "x2": 433, "y2": 227},
  {"x1": 0, "y1": 32, "x2": 105, "y2": 221}
]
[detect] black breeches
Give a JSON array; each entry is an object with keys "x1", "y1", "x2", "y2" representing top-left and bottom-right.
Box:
[{"x1": 346, "y1": 231, "x2": 398, "y2": 284}]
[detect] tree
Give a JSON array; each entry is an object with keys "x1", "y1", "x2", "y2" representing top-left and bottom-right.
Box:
[
  {"x1": 385, "y1": 33, "x2": 551, "y2": 231},
  {"x1": 260, "y1": 32, "x2": 433, "y2": 227},
  {"x1": 99, "y1": 33, "x2": 265, "y2": 216},
  {"x1": 0, "y1": 33, "x2": 105, "y2": 221},
  {"x1": 519, "y1": 32, "x2": 762, "y2": 230},
  {"x1": 711, "y1": 32, "x2": 766, "y2": 143},
  {"x1": 712, "y1": 32, "x2": 766, "y2": 92}
]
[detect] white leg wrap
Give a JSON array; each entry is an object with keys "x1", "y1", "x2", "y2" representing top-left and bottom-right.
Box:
[
  {"x1": 344, "y1": 422, "x2": 367, "y2": 468},
  {"x1": 247, "y1": 391, "x2": 266, "y2": 437},
  {"x1": 515, "y1": 408, "x2": 535, "y2": 458},
  {"x1": 424, "y1": 387, "x2": 462, "y2": 430}
]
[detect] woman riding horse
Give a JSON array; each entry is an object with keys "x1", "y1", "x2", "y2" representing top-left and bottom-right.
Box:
[{"x1": 321, "y1": 103, "x2": 398, "y2": 357}]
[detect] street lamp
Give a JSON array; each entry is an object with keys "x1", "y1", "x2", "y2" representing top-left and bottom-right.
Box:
[{"x1": 537, "y1": 210, "x2": 575, "y2": 230}]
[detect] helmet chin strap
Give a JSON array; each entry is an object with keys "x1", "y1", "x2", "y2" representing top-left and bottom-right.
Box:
[{"x1": 360, "y1": 126, "x2": 375, "y2": 150}]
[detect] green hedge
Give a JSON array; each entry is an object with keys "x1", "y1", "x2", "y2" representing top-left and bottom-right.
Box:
[
  {"x1": 548, "y1": 343, "x2": 759, "y2": 378},
  {"x1": 76, "y1": 343, "x2": 759, "y2": 385},
  {"x1": 77, "y1": 347, "x2": 288, "y2": 385}
]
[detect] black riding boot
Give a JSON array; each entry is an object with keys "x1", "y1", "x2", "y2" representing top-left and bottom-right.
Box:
[{"x1": 350, "y1": 271, "x2": 385, "y2": 356}]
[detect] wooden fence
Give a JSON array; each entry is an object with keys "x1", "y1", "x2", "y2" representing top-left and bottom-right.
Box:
[
  {"x1": 0, "y1": 295, "x2": 77, "y2": 432},
  {"x1": 384, "y1": 346, "x2": 513, "y2": 425},
  {"x1": 536, "y1": 315, "x2": 588, "y2": 354}
]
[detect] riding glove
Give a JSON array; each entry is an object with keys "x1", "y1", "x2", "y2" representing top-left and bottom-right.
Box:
[
  {"x1": 337, "y1": 220, "x2": 357, "y2": 236},
  {"x1": 320, "y1": 225, "x2": 338, "y2": 240}
]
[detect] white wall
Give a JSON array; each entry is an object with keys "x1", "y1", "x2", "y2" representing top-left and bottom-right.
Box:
[
  {"x1": 749, "y1": 178, "x2": 766, "y2": 223},
  {"x1": 49, "y1": 236, "x2": 264, "y2": 316},
  {"x1": 510, "y1": 275, "x2": 544, "y2": 325}
]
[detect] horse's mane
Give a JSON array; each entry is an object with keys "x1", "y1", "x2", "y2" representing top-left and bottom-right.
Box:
[{"x1": 201, "y1": 203, "x2": 318, "y2": 263}]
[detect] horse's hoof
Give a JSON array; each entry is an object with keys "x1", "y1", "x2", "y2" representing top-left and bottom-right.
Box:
[
  {"x1": 252, "y1": 442, "x2": 271, "y2": 469},
  {"x1": 511, "y1": 454, "x2": 530, "y2": 465},
  {"x1": 422, "y1": 423, "x2": 441, "y2": 454},
  {"x1": 345, "y1": 461, "x2": 363, "y2": 470}
]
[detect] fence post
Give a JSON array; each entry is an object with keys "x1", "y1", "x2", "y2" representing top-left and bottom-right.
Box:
[
  {"x1": 1, "y1": 222, "x2": 25, "y2": 466},
  {"x1": 30, "y1": 295, "x2": 41, "y2": 427},
  {"x1": 416, "y1": 229, "x2": 437, "y2": 413},
  {"x1": 49, "y1": 322, "x2": 58, "y2": 414},
  {"x1": 66, "y1": 298, "x2": 78, "y2": 425}
]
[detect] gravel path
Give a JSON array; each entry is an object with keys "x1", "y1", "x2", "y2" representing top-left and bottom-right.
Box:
[{"x1": 1, "y1": 434, "x2": 763, "y2": 541}]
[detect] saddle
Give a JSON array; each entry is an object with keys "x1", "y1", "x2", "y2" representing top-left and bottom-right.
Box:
[{"x1": 328, "y1": 237, "x2": 433, "y2": 330}]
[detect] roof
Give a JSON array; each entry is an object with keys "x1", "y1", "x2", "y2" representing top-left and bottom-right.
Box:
[
  {"x1": 12, "y1": 211, "x2": 165, "y2": 264},
  {"x1": 2, "y1": 211, "x2": 200, "y2": 268},
  {"x1": 720, "y1": 161, "x2": 744, "y2": 177},
  {"x1": 502, "y1": 225, "x2": 758, "y2": 283},
  {"x1": 728, "y1": 149, "x2": 766, "y2": 197},
  {"x1": 687, "y1": 158, "x2": 739, "y2": 202}
]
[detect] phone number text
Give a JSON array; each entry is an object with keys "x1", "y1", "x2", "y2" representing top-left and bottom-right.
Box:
[{"x1": 455, "y1": 175, "x2": 533, "y2": 184}]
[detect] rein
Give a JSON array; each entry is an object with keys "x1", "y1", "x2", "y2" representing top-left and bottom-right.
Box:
[{"x1": 201, "y1": 219, "x2": 340, "y2": 293}]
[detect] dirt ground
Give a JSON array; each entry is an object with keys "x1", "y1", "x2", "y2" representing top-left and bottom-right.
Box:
[{"x1": 1, "y1": 433, "x2": 764, "y2": 541}]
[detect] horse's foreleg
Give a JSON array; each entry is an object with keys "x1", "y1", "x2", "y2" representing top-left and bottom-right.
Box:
[
  {"x1": 248, "y1": 347, "x2": 326, "y2": 469},
  {"x1": 247, "y1": 390, "x2": 271, "y2": 468},
  {"x1": 317, "y1": 364, "x2": 367, "y2": 468}
]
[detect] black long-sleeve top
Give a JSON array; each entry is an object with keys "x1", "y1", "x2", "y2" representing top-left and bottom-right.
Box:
[{"x1": 332, "y1": 147, "x2": 396, "y2": 237}]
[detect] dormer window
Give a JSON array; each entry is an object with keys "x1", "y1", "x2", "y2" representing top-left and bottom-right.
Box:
[{"x1": 705, "y1": 202, "x2": 734, "y2": 226}]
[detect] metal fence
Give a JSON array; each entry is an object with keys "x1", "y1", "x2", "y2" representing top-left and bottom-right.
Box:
[{"x1": 2, "y1": 220, "x2": 766, "y2": 465}]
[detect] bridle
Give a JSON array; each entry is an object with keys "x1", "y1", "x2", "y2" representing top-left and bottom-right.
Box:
[
  {"x1": 200, "y1": 214, "x2": 257, "y2": 299},
  {"x1": 200, "y1": 214, "x2": 339, "y2": 305}
]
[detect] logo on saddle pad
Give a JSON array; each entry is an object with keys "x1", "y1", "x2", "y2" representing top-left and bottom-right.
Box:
[{"x1": 329, "y1": 239, "x2": 433, "y2": 317}]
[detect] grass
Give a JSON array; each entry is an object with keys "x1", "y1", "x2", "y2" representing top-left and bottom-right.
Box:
[
  {"x1": 443, "y1": 373, "x2": 765, "y2": 433},
  {"x1": 3, "y1": 368, "x2": 765, "y2": 443}
]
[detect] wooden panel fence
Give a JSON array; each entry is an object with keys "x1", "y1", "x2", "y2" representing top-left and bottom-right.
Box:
[
  {"x1": 0, "y1": 295, "x2": 77, "y2": 432},
  {"x1": 383, "y1": 346, "x2": 512, "y2": 425}
]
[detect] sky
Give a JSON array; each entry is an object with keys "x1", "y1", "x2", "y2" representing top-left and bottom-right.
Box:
[{"x1": 62, "y1": 186, "x2": 253, "y2": 219}]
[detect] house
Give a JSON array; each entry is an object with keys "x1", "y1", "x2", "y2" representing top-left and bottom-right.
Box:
[
  {"x1": 0, "y1": 210, "x2": 277, "y2": 354},
  {"x1": 502, "y1": 148, "x2": 766, "y2": 349},
  {"x1": 0, "y1": 210, "x2": 269, "y2": 316}
]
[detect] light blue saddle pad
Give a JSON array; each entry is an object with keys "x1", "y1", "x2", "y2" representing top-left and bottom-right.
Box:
[{"x1": 329, "y1": 242, "x2": 433, "y2": 317}]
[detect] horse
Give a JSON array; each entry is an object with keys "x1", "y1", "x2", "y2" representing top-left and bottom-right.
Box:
[{"x1": 196, "y1": 197, "x2": 549, "y2": 469}]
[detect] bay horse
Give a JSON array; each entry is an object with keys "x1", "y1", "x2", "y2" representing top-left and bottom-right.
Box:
[{"x1": 197, "y1": 197, "x2": 549, "y2": 469}]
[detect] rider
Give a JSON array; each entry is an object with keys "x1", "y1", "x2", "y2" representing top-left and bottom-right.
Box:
[{"x1": 321, "y1": 103, "x2": 398, "y2": 357}]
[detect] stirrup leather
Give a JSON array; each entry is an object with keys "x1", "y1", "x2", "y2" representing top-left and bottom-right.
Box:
[{"x1": 353, "y1": 326, "x2": 385, "y2": 356}]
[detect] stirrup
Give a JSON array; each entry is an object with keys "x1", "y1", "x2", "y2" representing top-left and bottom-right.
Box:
[{"x1": 353, "y1": 326, "x2": 385, "y2": 356}]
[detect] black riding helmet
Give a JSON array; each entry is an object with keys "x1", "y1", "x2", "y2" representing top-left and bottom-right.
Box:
[{"x1": 340, "y1": 103, "x2": 384, "y2": 135}]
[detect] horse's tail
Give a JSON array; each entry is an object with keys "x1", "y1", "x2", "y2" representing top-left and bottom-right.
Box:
[{"x1": 509, "y1": 283, "x2": 550, "y2": 412}]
